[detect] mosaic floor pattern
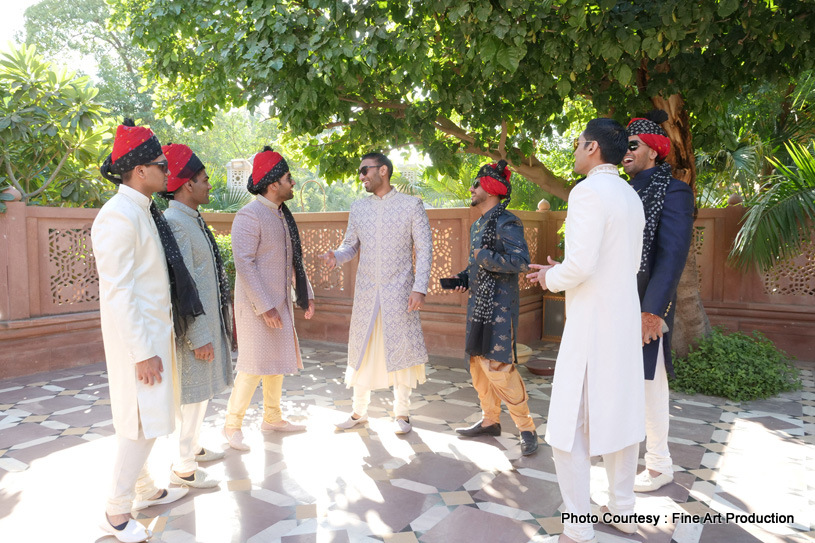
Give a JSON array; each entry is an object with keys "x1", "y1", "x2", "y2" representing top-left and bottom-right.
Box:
[{"x1": 0, "y1": 340, "x2": 812, "y2": 543}]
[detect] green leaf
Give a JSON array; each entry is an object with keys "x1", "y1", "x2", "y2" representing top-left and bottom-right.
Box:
[
  {"x1": 615, "y1": 64, "x2": 633, "y2": 86},
  {"x1": 718, "y1": 0, "x2": 739, "y2": 18}
]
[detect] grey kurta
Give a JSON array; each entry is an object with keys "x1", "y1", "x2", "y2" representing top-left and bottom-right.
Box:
[
  {"x1": 232, "y1": 197, "x2": 314, "y2": 375},
  {"x1": 334, "y1": 189, "x2": 433, "y2": 372},
  {"x1": 458, "y1": 208, "x2": 530, "y2": 365},
  {"x1": 164, "y1": 201, "x2": 234, "y2": 404}
]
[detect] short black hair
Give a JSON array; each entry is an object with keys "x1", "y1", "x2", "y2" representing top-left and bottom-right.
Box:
[
  {"x1": 361, "y1": 152, "x2": 393, "y2": 179},
  {"x1": 583, "y1": 118, "x2": 628, "y2": 165}
]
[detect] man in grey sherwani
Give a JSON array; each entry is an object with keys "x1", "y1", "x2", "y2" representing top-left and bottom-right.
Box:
[{"x1": 161, "y1": 143, "x2": 235, "y2": 487}]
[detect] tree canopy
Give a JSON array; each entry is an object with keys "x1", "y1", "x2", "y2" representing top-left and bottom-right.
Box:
[
  {"x1": 0, "y1": 44, "x2": 109, "y2": 207},
  {"x1": 110, "y1": 0, "x2": 815, "y2": 198}
]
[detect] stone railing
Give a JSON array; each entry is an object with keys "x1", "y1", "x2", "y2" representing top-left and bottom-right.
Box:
[{"x1": 1, "y1": 201, "x2": 813, "y2": 379}]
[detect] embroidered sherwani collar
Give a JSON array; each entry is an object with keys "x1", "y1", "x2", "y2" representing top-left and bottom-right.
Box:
[
  {"x1": 168, "y1": 199, "x2": 199, "y2": 217},
  {"x1": 371, "y1": 187, "x2": 396, "y2": 200},
  {"x1": 257, "y1": 194, "x2": 284, "y2": 210},
  {"x1": 118, "y1": 184, "x2": 152, "y2": 210},
  {"x1": 587, "y1": 164, "x2": 621, "y2": 178}
]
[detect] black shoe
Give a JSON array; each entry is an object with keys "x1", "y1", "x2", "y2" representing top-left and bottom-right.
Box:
[
  {"x1": 520, "y1": 431, "x2": 538, "y2": 456},
  {"x1": 456, "y1": 420, "x2": 502, "y2": 437}
]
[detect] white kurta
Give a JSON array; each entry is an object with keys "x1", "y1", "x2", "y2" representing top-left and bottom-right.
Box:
[
  {"x1": 334, "y1": 189, "x2": 433, "y2": 374},
  {"x1": 92, "y1": 184, "x2": 176, "y2": 440},
  {"x1": 544, "y1": 165, "x2": 646, "y2": 456}
]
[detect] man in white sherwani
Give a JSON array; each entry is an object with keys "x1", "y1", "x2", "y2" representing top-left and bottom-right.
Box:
[
  {"x1": 223, "y1": 147, "x2": 315, "y2": 451},
  {"x1": 94, "y1": 120, "x2": 195, "y2": 542},
  {"x1": 320, "y1": 152, "x2": 433, "y2": 435},
  {"x1": 161, "y1": 143, "x2": 235, "y2": 487},
  {"x1": 528, "y1": 119, "x2": 646, "y2": 543}
]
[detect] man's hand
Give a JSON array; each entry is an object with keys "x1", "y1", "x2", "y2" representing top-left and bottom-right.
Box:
[
  {"x1": 193, "y1": 343, "x2": 215, "y2": 362},
  {"x1": 407, "y1": 291, "x2": 425, "y2": 312},
  {"x1": 642, "y1": 312, "x2": 664, "y2": 345},
  {"x1": 304, "y1": 299, "x2": 315, "y2": 319},
  {"x1": 526, "y1": 256, "x2": 558, "y2": 290},
  {"x1": 318, "y1": 251, "x2": 337, "y2": 270},
  {"x1": 136, "y1": 356, "x2": 164, "y2": 386},
  {"x1": 262, "y1": 308, "x2": 283, "y2": 329},
  {"x1": 444, "y1": 276, "x2": 468, "y2": 293}
]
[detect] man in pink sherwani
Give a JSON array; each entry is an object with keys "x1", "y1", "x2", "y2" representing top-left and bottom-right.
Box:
[{"x1": 222, "y1": 147, "x2": 315, "y2": 451}]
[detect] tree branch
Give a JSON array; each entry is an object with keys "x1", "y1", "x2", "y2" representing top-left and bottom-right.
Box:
[
  {"x1": 3, "y1": 152, "x2": 25, "y2": 196},
  {"x1": 26, "y1": 144, "x2": 74, "y2": 201}
]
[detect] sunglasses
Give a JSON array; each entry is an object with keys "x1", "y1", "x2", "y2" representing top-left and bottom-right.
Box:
[
  {"x1": 627, "y1": 140, "x2": 643, "y2": 152},
  {"x1": 572, "y1": 138, "x2": 596, "y2": 151},
  {"x1": 144, "y1": 161, "x2": 169, "y2": 174},
  {"x1": 471, "y1": 179, "x2": 481, "y2": 189},
  {"x1": 358, "y1": 164, "x2": 382, "y2": 176}
]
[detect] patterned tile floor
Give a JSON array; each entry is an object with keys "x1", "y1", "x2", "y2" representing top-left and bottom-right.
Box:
[{"x1": 0, "y1": 340, "x2": 812, "y2": 543}]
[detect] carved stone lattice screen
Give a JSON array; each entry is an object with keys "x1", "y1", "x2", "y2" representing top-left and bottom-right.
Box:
[
  {"x1": 48, "y1": 226, "x2": 99, "y2": 307},
  {"x1": 762, "y1": 239, "x2": 815, "y2": 297},
  {"x1": 519, "y1": 225, "x2": 540, "y2": 293},
  {"x1": 299, "y1": 225, "x2": 346, "y2": 291},
  {"x1": 427, "y1": 225, "x2": 454, "y2": 296}
]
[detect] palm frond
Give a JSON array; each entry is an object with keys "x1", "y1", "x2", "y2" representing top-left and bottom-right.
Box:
[
  {"x1": 201, "y1": 185, "x2": 253, "y2": 213},
  {"x1": 730, "y1": 141, "x2": 815, "y2": 271}
]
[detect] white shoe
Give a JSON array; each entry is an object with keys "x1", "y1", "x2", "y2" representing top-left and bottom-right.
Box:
[
  {"x1": 335, "y1": 413, "x2": 368, "y2": 430},
  {"x1": 633, "y1": 470, "x2": 673, "y2": 492},
  {"x1": 394, "y1": 417, "x2": 412, "y2": 435},
  {"x1": 592, "y1": 504, "x2": 637, "y2": 534},
  {"x1": 194, "y1": 447, "x2": 225, "y2": 462},
  {"x1": 132, "y1": 487, "x2": 188, "y2": 511},
  {"x1": 170, "y1": 469, "x2": 220, "y2": 489},
  {"x1": 101, "y1": 516, "x2": 152, "y2": 542},
  {"x1": 223, "y1": 427, "x2": 250, "y2": 451}
]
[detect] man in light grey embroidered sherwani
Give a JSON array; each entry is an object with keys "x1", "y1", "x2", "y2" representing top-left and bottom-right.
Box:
[
  {"x1": 161, "y1": 143, "x2": 235, "y2": 489},
  {"x1": 320, "y1": 152, "x2": 433, "y2": 435}
]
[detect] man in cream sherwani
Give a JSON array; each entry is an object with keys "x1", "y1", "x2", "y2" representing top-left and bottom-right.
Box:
[
  {"x1": 320, "y1": 152, "x2": 433, "y2": 435},
  {"x1": 94, "y1": 120, "x2": 190, "y2": 542},
  {"x1": 528, "y1": 118, "x2": 646, "y2": 543}
]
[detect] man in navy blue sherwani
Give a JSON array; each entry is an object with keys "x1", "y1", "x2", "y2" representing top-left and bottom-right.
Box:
[{"x1": 623, "y1": 111, "x2": 695, "y2": 493}]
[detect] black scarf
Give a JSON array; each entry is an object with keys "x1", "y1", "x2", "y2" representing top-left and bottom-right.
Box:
[
  {"x1": 280, "y1": 203, "x2": 310, "y2": 311},
  {"x1": 148, "y1": 202, "x2": 205, "y2": 335},
  {"x1": 637, "y1": 162, "x2": 673, "y2": 272},
  {"x1": 197, "y1": 213, "x2": 236, "y2": 350},
  {"x1": 465, "y1": 197, "x2": 511, "y2": 358}
]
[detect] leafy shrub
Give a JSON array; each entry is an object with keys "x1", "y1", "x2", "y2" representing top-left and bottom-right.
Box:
[
  {"x1": 671, "y1": 327, "x2": 801, "y2": 402},
  {"x1": 212, "y1": 231, "x2": 235, "y2": 293}
]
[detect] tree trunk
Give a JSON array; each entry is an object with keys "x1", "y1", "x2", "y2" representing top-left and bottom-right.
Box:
[
  {"x1": 672, "y1": 246, "x2": 712, "y2": 357},
  {"x1": 652, "y1": 94, "x2": 711, "y2": 355}
]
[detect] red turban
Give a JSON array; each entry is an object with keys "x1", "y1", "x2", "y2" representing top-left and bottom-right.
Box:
[
  {"x1": 627, "y1": 114, "x2": 671, "y2": 160},
  {"x1": 476, "y1": 161, "x2": 511, "y2": 197},
  {"x1": 162, "y1": 143, "x2": 205, "y2": 192}
]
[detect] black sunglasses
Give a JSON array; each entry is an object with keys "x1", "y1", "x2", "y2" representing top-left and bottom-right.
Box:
[
  {"x1": 358, "y1": 164, "x2": 382, "y2": 176},
  {"x1": 471, "y1": 179, "x2": 481, "y2": 189},
  {"x1": 143, "y1": 161, "x2": 169, "y2": 174},
  {"x1": 627, "y1": 140, "x2": 643, "y2": 152}
]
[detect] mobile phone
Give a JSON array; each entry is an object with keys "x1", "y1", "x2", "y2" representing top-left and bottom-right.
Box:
[{"x1": 440, "y1": 277, "x2": 462, "y2": 289}]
